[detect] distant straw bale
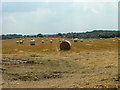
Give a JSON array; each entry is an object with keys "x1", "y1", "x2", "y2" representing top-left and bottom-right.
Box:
[
  {"x1": 50, "y1": 40, "x2": 53, "y2": 43},
  {"x1": 16, "y1": 41, "x2": 19, "y2": 44},
  {"x1": 19, "y1": 40, "x2": 23, "y2": 44},
  {"x1": 60, "y1": 40, "x2": 71, "y2": 50},
  {"x1": 42, "y1": 40, "x2": 44, "y2": 43},
  {"x1": 74, "y1": 38, "x2": 78, "y2": 42},
  {"x1": 80, "y1": 39, "x2": 83, "y2": 42},
  {"x1": 30, "y1": 39, "x2": 35, "y2": 45}
]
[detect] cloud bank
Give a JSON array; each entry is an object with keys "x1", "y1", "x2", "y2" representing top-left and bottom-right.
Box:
[{"x1": 2, "y1": 2, "x2": 118, "y2": 34}]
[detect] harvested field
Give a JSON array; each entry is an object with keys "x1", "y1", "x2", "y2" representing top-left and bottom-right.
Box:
[{"x1": 1, "y1": 37, "x2": 119, "y2": 88}]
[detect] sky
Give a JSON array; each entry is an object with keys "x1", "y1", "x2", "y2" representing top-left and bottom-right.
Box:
[{"x1": 1, "y1": 0, "x2": 119, "y2": 35}]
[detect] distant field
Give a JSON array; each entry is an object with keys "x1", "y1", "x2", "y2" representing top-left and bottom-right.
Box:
[
  {"x1": 1, "y1": 38, "x2": 119, "y2": 88},
  {"x1": 2, "y1": 37, "x2": 118, "y2": 54}
]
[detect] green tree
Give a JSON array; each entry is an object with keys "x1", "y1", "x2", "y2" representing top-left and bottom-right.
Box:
[
  {"x1": 58, "y1": 33, "x2": 63, "y2": 38},
  {"x1": 37, "y1": 33, "x2": 43, "y2": 37}
]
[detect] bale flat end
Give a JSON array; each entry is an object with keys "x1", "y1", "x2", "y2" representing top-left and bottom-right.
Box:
[{"x1": 60, "y1": 40, "x2": 71, "y2": 50}]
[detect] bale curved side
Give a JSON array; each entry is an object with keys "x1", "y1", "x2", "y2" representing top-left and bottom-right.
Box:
[{"x1": 60, "y1": 40, "x2": 71, "y2": 50}]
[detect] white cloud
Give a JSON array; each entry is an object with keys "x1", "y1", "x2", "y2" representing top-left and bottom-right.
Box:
[
  {"x1": 112, "y1": 3, "x2": 118, "y2": 8},
  {"x1": 5, "y1": 16, "x2": 17, "y2": 23},
  {"x1": 91, "y1": 8, "x2": 100, "y2": 14},
  {"x1": 2, "y1": 2, "x2": 118, "y2": 34}
]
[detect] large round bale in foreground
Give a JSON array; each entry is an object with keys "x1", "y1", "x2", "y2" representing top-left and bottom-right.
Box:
[
  {"x1": 60, "y1": 40, "x2": 71, "y2": 50},
  {"x1": 30, "y1": 39, "x2": 35, "y2": 45}
]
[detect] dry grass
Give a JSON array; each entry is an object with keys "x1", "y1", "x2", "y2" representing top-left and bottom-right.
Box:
[
  {"x1": 1, "y1": 37, "x2": 119, "y2": 88},
  {"x1": 1, "y1": 38, "x2": 118, "y2": 54}
]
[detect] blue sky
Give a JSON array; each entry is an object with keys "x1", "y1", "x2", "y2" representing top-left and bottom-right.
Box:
[{"x1": 2, "y1": 1, "x2": 118, "y2": 34}]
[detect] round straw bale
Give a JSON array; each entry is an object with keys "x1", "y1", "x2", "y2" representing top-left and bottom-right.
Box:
[
  {"x1": 16, "y1": 41, "x2": 19, "y2": 44},
  {"x1": 19, "y1": 40, "x2": 23, "y2": 44},
  {"x1": 41, "y1": 40, "x2": 44, "y2": 43},
  {"x1": 30, "y1": 39, "x2": 35, "y2": 45},
  {"x1": 50, "y1": 40, "x2": 53, "y2": 43},
  {"x1": 60, "y1": 40, "x2": 71, "y2": 50},
  {"x1": 74, "y1": 38, "x2": 78, "y2": 42},
  {"x1": 80, "y1": 39, "x2": 83, "y2": 42}
]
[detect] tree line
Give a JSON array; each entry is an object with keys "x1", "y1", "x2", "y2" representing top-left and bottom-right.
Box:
[{"x1": 0, "y1": 30, "x2": 120, "y2": 40}]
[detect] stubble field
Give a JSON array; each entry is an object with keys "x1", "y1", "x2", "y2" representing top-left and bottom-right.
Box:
[{"x1": 1, "y1": 37, "x2": 119, "y2": 88}]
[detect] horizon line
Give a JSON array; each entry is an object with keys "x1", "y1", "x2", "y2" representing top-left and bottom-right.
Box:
[{"x1": 1, "y1": 29, "x2": 119, "y2": 35}]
